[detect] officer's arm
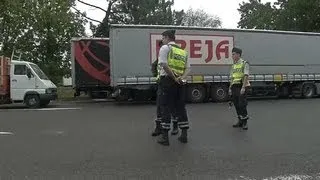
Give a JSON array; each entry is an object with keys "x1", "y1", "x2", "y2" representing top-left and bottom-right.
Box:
[
  {"x1": 161, "y1": 64, "x2": 177, "y2": 80},
  {"x1": 242, "y1": 62, "x2": 250, "y2": 88},
  {"x1": 151, "y1": 59, "x2": 158, "y2": 77},
  {"x1": 181, "y1": 68, "x2": 190, "y2": 80},
  {"x1": 159, "y1": 45, "x2": 177, "y2": 80},
  {"x1": 229, "y1": 68, "x2": 233, "y2": 90},
  {"x1": 181, "y1": 56, "x2": 191, "y2": 79}
]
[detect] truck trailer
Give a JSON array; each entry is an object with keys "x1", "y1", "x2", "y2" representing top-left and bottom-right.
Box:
[
  {"x1": 72, "y1": 24, "x2": 320, "y2": 103},
  {"x1": 71, "y1": 38, "x2": 111, "y2": 99}
]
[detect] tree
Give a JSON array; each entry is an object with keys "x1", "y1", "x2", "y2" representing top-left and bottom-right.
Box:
[
  {"x1": 237, "y1": 0, "x2": 320, "y2": 32},
  {"x1": 112, "y1": 0, "x2": 179, "y2": 25},
  {"x1": 181, "y1": 8, "x2": 222, "y2": 28},
  {"x1": 275, "y1": 0, "x2": 320, "y2": 32},
  {"x1": 238, "y1": 0, "x2": 278, "y2": 29},
  {"x1": 75, "y1": 0, "x2": 184, "y2": 37},
  {"x1": 0, "y1": 0, "x2": 86, "y2": 83},
  {"x1": 0, "y1": 0, "x2": 31, "y2": 57}
]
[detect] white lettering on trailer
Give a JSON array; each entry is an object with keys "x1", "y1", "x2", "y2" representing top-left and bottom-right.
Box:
[{"x1": 150, "y1": 34, "x2": 234, "y2": 65}]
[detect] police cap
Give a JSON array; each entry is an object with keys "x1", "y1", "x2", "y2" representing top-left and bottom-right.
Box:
[
  {"x1": 162, "y1": 29, "x2": 176, "y2": 39},
  {"x1": 232, "y1": 47, "x2": 242, "y2": 55}
]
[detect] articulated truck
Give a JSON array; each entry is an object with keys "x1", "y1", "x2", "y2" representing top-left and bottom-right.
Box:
[{"x1": 71, "y1": 24, "x2": 320, "y2": 103}]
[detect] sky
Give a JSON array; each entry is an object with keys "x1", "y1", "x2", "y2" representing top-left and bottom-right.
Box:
[{"x1": 76, "y1": 0, "x2": 277, "y2": 34}]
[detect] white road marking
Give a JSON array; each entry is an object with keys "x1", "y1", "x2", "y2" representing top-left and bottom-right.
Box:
[
  {"x1": 43, "y1": 130, "x2": 66, "y2": 135},
  {"x1": 41, "y1": 130, "x2": 69, "y2": 137},
  {"x1": 0, "y1": 131, "x2": 14, "y2": 135},
  {"x1": 0, "y1": 107, "x2": 82, "y2": 111},
  {"x1": 35, "y1": 107, "x2": 81, "y2": 111},
  {"x1": 236, "y1": 174, "x2": 320, "y2": 180},
  {"x1": 262, "y1": 174, "x2": 314, "y2": 180},
  {"x1": 55, "y1": 131, "x2": 64, "y2": 134}
]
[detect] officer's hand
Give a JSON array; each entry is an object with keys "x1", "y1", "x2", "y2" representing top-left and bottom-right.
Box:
[
  {"x1": 174, "y1": 77, "x2": 181, "y2": 84},
  {"x1": 240, "y1": 87, "x2": 245, "y2": 95},
  {"x1": 177, "y1": 77, "x2": 186, "y2": 84},
  {"x1": 228, "y1": 88, "x2": 232, "y2": 96}
]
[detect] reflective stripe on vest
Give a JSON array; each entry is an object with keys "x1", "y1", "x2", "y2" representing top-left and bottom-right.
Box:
[
  {"x1": 167, "y1": 45, "x2": 187, "y2": 76},
  {"x1": 232, "y1": 60, "x2": 246, "y2": 84}
]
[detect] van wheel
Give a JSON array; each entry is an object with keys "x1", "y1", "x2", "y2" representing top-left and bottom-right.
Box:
[
  {"x1": 25, "y1": 95, "x2": 40, "y2": 108},
  {"x1": 211, "y1": 84, "x2": 229, "y2": 102},
  {"x1": 302, "y1": 83, "x2": 315, "y2": 98},
  {"x1": 187, "y1": 85, "x2": 206, "y2": 103}
]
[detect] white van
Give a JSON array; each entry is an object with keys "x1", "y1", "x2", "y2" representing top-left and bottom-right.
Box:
[{"x1": 0, "y1": 56, "x2": 57, "y2": 108}]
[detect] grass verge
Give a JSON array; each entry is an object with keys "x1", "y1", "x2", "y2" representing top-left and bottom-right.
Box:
[{"x1": 57, "y1": 86, "x2": 90, "y2": 101}]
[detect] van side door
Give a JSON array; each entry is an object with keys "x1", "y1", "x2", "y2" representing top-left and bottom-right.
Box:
[{"x1": 10, "y1": 64, "x2": 36, "y2": 101}]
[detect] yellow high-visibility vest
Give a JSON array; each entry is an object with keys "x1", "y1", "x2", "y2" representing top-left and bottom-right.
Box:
[
  {"x1": 156, "y1": 44, "x2": 188, "y2": 80},
  {"x1": 167, "y1": 45, "x2": 188, "y2": 76},
  {"x1": 231, "y1": 60, "x2": 247, "y2": 84}
]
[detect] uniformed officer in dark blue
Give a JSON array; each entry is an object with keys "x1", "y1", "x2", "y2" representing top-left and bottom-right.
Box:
[
  {"x1": 151, "y1": 41, "x2": 179, "y2": 137},
  {"x1": 229, "y1": 47, "x2": 250, "y2": 130},
  {"x1": 157, "y1": 29, "x2": 191, "y2": 146}
]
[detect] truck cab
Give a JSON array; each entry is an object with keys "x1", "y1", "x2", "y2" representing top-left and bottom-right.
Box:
[
  {"x1": 0, "y1": 56, "x2": 57, "y2": 108},
  {"x1": 10, "y1": 60, "x2": 57, "y2": 108}
]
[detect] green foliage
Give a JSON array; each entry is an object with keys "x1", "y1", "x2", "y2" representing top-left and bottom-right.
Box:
[
  {"x1": 0, "y1": 0, "x2": 86, "y2": 84},
  {"x1": 238, "y1": 0, "x2": 320, "y2": 32},
  {"x1": 92, "y1": 0, "x2": 184, "y2": 37}
]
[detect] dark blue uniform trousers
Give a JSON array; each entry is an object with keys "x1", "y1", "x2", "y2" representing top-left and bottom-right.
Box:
[{"x1": 158, "y1": 76, "x2": 189, "y2": 131}]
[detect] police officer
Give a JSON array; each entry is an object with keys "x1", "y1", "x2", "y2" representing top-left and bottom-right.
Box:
[
  {"x1": 157, "y1": 29, "x2": 191, "y2": 146},
  {"x1": 229, "y1": 47, "x2": 250, "y2": 130},
  {"x1": 151, "y1": 41, "x2": 179, "y2": 136}
]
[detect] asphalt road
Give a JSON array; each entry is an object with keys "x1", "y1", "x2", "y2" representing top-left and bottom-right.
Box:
[{"x1": 1, "y1": 99, "x2": 320, "y2": 180}]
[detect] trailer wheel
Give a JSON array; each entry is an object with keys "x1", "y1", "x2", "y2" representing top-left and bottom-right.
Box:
[
  {"x1": 211, "y1": 84, "x2": 229, "y2": 102},
  {"x1": 302, "y1": 83, "x2": 315, "y2": 98},
  {"x1": 187, "y1": 85, "x2": 206, "y2": 103},
  {"x1": 25, "y1": 94, "x2": 40, "y2": 108}
]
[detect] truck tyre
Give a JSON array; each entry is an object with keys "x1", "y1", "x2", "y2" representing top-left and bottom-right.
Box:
[
  {"x1": 25, "y1": 95, "x2": 40, "y2": 108},
  {"x1": 40, "y1": 100, "x2": 50, "y2": 107},
  {"x1": 302, "y1": 83, "x2": 315, "y2": 98},
  {"x1": 211, "y1": 84, "x2": 229, "y2": 102},
  {"x1": 187, "y1": 85, "x2": 206, "y2": 103}
]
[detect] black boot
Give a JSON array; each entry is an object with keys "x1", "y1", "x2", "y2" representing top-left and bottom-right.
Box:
[
  {"x1": 151, "y1": 121, "x2": 162, "y2": 136},
  {"x1": 232, "y1": 116, "x2": 243, "y2": 128},
  {"x1": 178, "y1": 129, "x2": 188, "y2": 143},
  {"x1": 157, "y1": 129, "x2": 169, "y2": 146},
  {"x1": 171, "y1": 122, "x2": 179, "y2": 135},
  {"x1": 242, "y1": 119, "x2": 248, "y2": 130}
]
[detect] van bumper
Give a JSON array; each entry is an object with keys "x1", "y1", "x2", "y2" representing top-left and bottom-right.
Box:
[{"x1": 39, "y1": 93, "x2": 58, "y2": 101}]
